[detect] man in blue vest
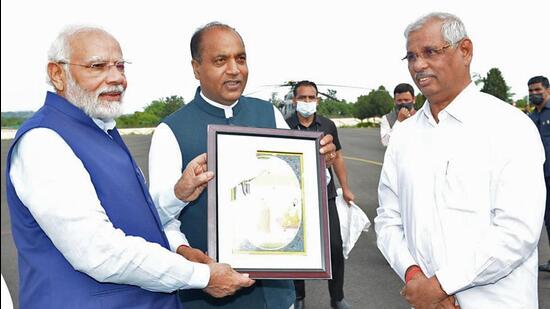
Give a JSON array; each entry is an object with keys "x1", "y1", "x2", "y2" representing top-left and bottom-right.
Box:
[
  {"x1": 527, "y1": 75, "x2": 550, "y2": 272},
  {"x1": 148, "y1": 22, "x2": 337, "y2": 309},
  {"x1": 6, "y1": 25, "x2": 253, "y2": 309}
]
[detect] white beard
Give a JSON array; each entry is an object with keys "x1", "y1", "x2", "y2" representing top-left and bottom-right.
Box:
[{"x1": 65, "y1": 72, "x2": 125, "y2": 121}]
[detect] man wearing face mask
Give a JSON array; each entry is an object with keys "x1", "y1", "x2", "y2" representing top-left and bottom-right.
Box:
[
  {"x1": 528, "y1": 75, "x2": 550, "y2": 272},
  {"x1": 379, "y1": 83, "x2": 417, "y2": 147},
  {"x1": 285, "y1": 80, "x2": 354, "y2": 309}
]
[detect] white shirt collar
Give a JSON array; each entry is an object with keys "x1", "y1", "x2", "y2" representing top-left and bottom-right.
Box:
[
  {"x1": 200, "y1": 91, "x2": 238, "y2": 119},
  {"x1": 92, "y1": 118, "x2": 116, "y2": 133},
  {"x1": 421, "y1": 82, "x2": 477, "y2": 126},
  {"x1": 443, "y1": 82, "x2": 477, "y2": 123}
]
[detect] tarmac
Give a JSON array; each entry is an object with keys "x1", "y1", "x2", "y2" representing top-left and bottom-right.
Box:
[{"x1": 1, "y1": 128, "x2": 549, "y2": 308}]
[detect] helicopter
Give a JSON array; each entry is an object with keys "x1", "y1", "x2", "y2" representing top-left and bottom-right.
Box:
[{"x1": 244, "y1": 81, "x2": 372, "y2": 118}]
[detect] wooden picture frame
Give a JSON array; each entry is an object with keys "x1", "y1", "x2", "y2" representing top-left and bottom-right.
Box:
[{"x1": 207, "y1": 124, "x2": 331, "y2": 279}]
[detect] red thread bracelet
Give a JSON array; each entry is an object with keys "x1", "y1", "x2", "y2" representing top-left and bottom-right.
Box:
[
  {"x1": 405, "y1": 265, "x2": 422, "y2": 283},
  {"x1": 177, "y1": 244, "x2": 190, "y2": 252}
]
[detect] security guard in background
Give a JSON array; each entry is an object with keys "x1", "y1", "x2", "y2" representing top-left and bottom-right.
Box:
[
  {"x1": 379, "y1": 83, "x2": 417, "y2": 147},
  {"x1": 528, "y1": 75, "x2": 550, "y2": 272},
  {"x1": 285, "y1": 80, "x2": 354, "y2": 309}
]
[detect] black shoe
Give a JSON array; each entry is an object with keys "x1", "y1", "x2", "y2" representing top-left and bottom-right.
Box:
[
  {"x1": 331, "y1": 299, "x2": 351, "y2": 309},
  {"x1": 539, "y1": 260, "x2": 550, "y2": 272},
  {"x1": 294, "y1": 298, "x2": 305, "y2": 309}
]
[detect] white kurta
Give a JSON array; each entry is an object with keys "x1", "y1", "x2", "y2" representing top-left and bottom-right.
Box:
[
  {"x1": 9, "y1": 118, "x2": 210, "y2": 293},
  {"x1": 375, "y1": 83, "x2": 545, "y2": 308},
  {"x1": 148, "y1": 92, "x2": 290, "y2": 251}
]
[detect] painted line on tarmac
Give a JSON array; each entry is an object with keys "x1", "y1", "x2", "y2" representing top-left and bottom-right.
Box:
[{"x1": 343, "y1": 156, "x2": 383, "y2": 166}]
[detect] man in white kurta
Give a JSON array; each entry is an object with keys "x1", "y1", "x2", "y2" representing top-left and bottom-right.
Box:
[{"x1": 375, "y1": 12, "x2": 545, "y2": 309}]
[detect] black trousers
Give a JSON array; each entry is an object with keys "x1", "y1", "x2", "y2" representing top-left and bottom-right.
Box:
[
  {"x1": 294, "y1": 198, "x2": 345, "y2": 301},
  {"x1": 545, "y1": 178, "x2": 550, "y2": 248}
]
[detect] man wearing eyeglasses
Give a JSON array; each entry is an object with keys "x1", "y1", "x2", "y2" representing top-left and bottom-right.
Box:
[
  {"x1": 148, "y1": 22, "x2": 337, "y2": 309},
  {"x1": 375, "y1": 12, "x2": 545, "y2": 309},
  {"x1": 379, "y1": 83, "x2": 417, "y2": 147},
  {"x1": 5, "y1": 25, "x2": 254, "y2": 309}
]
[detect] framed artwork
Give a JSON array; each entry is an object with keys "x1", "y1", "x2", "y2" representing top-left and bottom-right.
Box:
[{"x1": 207, "y1": 124, "x2": 331, "y2": 279}]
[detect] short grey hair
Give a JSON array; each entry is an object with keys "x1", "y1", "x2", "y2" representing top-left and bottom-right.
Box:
[
  {"x1": 47, "y1": 25, "x2": 108, "y2": 62},
  {"x1": 404, "y1": 12, "x2": 468, "y2": 45},
  {"x1": 46, "y1": 25, "x2": 107, "y2": 86}
]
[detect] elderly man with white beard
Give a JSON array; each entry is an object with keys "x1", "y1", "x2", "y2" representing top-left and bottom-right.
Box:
[{"x1": 5, "y1": 25, "x2": 254, "y2": 309}]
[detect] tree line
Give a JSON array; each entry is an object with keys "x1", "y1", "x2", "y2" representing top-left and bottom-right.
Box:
[{"x1": 2, "y1": 67, "x2": 529, "y2": 129}]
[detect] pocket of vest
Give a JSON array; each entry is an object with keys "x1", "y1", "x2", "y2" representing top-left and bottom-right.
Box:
[
  {"x1": 94, "y1": 285, "x2": 174, "y2": 309},
  {"x1": 91, "y1": 285, "x2": 136, "y2": 296}
]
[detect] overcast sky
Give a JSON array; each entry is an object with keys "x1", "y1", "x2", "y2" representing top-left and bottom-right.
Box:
[{"x1": 1, "y1": 0, "x2": 548, "y2": 113}]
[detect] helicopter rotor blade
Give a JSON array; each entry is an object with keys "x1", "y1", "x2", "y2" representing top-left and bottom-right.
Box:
[
  {"x1": 243, "y1": 89, "x2": 268, "y2": 96},
  {"x1": 316, "y1": 83, "x2": 372, "y2": 90},
  {"x1": 244, "y1": 84, "x2": 293, "y2": 96},
  {"x1": 318, "y1": 91, "x2": 340, "y2": 101},
  {"x1": 245, "y1": 81, "x2": 373, "y2": 99}
]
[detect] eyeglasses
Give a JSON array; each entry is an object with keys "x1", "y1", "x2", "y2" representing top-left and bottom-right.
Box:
[
  {"x1": 402, "y1": 42, "x2": 458, "y2": 63},
  {"x1": 57, "y1": 60, "x2": 131, "y2": 75}
]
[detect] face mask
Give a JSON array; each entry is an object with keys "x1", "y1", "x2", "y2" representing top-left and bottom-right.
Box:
[
  {"x1": 529, "y1": 93, "x2": 544, "y2": 105},
  {"x1": 296, "y1": 101, "x2": 317, "y2": 117},
  {"x1": 396, "y1": 102, "x2": 414, "y2": 111}
]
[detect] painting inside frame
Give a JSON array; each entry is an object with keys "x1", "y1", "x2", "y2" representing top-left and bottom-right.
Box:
[{"x1": 207, "y1": 125, "x2": 331, "y2": 279}]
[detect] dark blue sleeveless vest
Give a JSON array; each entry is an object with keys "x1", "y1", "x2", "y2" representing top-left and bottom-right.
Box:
[
  {"x1": 163, "y1": 88, "x2": 295, "y2": 309},
  {"x1": 5, "y1": 92, "x2": 181, "y2": 309}
]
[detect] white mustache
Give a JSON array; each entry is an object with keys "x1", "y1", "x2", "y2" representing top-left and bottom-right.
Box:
[{"x1": 98, "y1": 85, "x2": 125, "y2": 96}]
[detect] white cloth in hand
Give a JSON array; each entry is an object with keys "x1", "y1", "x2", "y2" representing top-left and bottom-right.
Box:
[{"x1": 335, "y1": 188, "x2": 371, "y2": 259}]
